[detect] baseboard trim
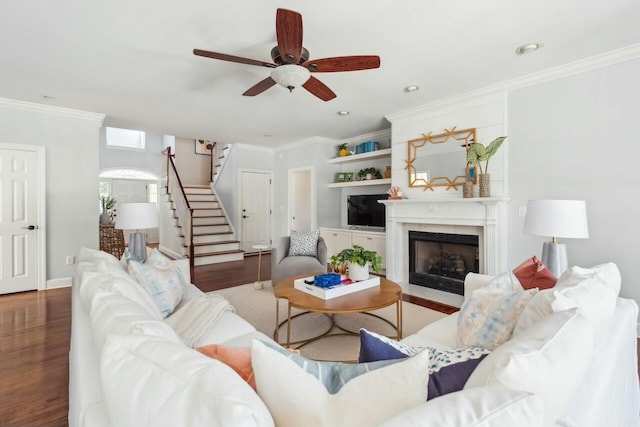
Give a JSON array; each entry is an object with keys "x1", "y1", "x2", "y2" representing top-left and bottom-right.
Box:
[
  {"x1": 158, "y1": 245, "x2": 184, "y2": 260},
  {"x1": 47, "y1": 277, "x2": 72, "y2": 289}
]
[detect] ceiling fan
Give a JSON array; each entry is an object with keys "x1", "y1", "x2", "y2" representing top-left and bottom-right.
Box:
[{"x1": 193, "y1": 8, "x2": 380, "y2": 101}]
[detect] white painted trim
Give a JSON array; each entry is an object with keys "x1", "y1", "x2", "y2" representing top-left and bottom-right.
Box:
[
  {"x1": 386, "y1": 43, "x2": 640, "y2": 122},
  {"x1": 340, "y1": 129, "x2": 391, "y2": 146},
  {"x1": 0, "y1": 143, "x2": 47, "y2": 291},
  {"x1": 275, "y1": 136, "x2": 339, "y2": 152},
  {"x1": 46, "y1": 277, "x2": 72, "y2": 289},
  {"x1": 0, "y1": 97, "x2": 105, "y2": 125},
  {"x1": 158, "y1": 245, "x2": 184, "y2": 261},
  {"x1": 235, "y1": 143, "x2": 274, "y2": 154}
]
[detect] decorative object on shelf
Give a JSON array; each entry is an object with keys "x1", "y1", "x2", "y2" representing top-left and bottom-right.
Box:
[
  {"x1": 329, "y1": 254, "x2": 347, "y2": 275},
  {"x1": 466, "y1": 164, "x2": 477, "y2": 184},
  {"x1": 357, "y1": 167, "x2": 383, "y2": 180},
  {"x1": 100, "y1": 196, "x2": 117, "y2": 224},
  {"x1": 387, "y1": 185, "x2": 403, "y2": 200},
  {"x1": 344, "y1": 172, "x2": 354, "y2": 181},
  {"x1": 195, "y1": 139, "x2": 214, "y2": 155},
  {"x1": 355, "y1": 141, "x2": 379, "y2": 154},
  {"x1": 115, "y1": 202, "x2": 159, "y2": 263},
  {"x1": 337, "y1": 143, "x2": 349, "y2": 157},
  {"x1": 407, "y1": 127, "x2": 476, "y2": 191},
  {"x1": 334, "y1": 173, "x2": 346, "y2": 182},
  {"x1": 522, "y1": 199, "x2": 589, "y2": 278},
  {"x1": 332, "y1": 244, "x2": 382, "y2": 281},
  {"x1": 466, "y1": 136, "x2": 507, "y2": 198},
  {"x1": 463, "y1": 182, "x2": 474, "y2": 198},
  {"x1": 384, "y1": 165, "x2": 391, "y2": 179}
]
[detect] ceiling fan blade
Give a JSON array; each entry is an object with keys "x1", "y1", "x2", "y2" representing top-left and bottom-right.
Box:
[
  {"x1": 303, "y1": 56, "x2": 381, "y2": 72},
  {"x1": 242, "y1": 77, "x2": 277, "y2": 96},
  {"x1": 276, "y1": 8, "x2": 303, "y2": 64},
  {"x1": 193, "y1": 49, "x2": 276, "y2": 68},
  {"x1": 302, "y1": 76, "x2": 336, "y2": 102}
]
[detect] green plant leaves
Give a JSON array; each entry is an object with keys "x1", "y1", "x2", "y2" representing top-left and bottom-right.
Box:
[
  {"x1": 466, "y1": 143, "x2": 486, "y2": 165},
  {"x1": 486, "y1": 137, "x2": 506, "y2": 158}
]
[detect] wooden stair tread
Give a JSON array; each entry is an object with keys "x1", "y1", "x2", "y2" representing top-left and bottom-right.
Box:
[
  {"x1": 194, "y1": 249, "x2": 244, "y2": 257},
  {"x1": 191, "y1": 240, "x2": 240, "y2": 246}
]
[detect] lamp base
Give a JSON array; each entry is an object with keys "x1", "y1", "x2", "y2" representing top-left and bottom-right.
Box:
[
  {"x1": 541, "y1": 241, "x2": 567, "y2": 278},
  {"x1": 127, "y1": 231, "x2": 148, "y2": 263}
]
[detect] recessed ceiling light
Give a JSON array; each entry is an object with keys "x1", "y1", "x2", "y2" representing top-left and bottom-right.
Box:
[
  {"x1": 515, "y1": 43, "x2": 541, "y2": 55},
  {"x1": 404, "y1": 85, "x2": 419, "y2": 93},
  {"x1": 337, "y1": 111, "x2": 350, "y2": 116}
]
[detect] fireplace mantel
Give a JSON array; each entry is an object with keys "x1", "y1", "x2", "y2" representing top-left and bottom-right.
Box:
[{"x1": 380, "y1": 197, "x2": 509, "y2": 288}]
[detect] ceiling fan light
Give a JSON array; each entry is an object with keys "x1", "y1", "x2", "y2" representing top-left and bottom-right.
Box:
[{"x1": 271, "y1": 65, "x2": 311, "y2": 92}]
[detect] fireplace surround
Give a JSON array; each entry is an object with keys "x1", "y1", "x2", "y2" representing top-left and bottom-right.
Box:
[{"x1": 381, "y1": 197, "x2": 509, "y2": 305}]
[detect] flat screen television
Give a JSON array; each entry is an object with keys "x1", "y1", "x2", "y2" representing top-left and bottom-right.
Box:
[{"x1": 347, "y1": 194, "x2": 387, "y2": 228}]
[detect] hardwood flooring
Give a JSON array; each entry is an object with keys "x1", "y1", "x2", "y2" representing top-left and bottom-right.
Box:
[{"x1": 0, "y1": 252, "x2": 638, "y2": 426}]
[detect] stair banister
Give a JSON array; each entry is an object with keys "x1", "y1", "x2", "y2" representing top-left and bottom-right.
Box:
[{"x1": 165, "y1": 147, "x2": 195, "y2": 280}]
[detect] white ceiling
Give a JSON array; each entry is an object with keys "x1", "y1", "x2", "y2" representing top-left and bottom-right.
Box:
[{"x1": 1, "y1": 0, "x2": 639, "y2": 148}]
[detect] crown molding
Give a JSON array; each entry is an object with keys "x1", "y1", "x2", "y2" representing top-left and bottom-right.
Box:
[
  {"x1": 386, "y1": 43, "x2": 640, "y2": 123},
  {"x1": 340, "y1": 128, "x2": 390, "y2": 145},
  {"x1": 274, "y1": 136, "x2": 339, "y2": 152},
  {"x1": 0, "y1": 97, "x2": 105, "y2": 125},
  {"x1": 235, "y1": 142, "x2": 274, "y2": 153}
]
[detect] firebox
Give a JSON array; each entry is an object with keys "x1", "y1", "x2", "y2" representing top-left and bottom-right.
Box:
[{"x1": 408, "y1": 231, "x2": 479, "y2": 295}]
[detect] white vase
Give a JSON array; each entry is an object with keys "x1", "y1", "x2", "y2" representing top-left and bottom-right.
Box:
[{"x1": 348, "y1": 261, "x2": 370, "y2": 281}]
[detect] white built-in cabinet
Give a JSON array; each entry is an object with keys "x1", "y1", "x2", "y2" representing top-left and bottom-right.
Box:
[
  {"x1": 320, "y1": 227, "x2": 386, "y2": 270},
  {"x1": 327, "y1": 148, "x2": 392, "y2": 188}
]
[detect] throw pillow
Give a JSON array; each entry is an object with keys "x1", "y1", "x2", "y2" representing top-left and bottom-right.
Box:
[
  {"x1": 251, "y1": 339, "x2": 429, "y2": 427},
  {"x1": 458, "y1": 288, "x2": 538, "y2": 350},
  {"x1": 197, "y1": 344, "x2": 256, "y2": 390},
  {"x1": 288, "y1": 229, "x2": 319, "y2": 257},
  {"x1": 480, "y1": 270, "x2": 524, "y2": 294},
  {"x1": 164, "y1": 294, "x2": 234, "y2": 347},
  {"x1": 358, "y1": 329, "x2": 490, "y2": 399},
  {"x1": 127, "y1": 260, "x2": 187, "y2": 318},
  {"x1": 513, "y1": 256, "x2": 557, "y2": 290}
]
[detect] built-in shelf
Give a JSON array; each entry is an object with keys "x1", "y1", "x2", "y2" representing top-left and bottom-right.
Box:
[
  {"x1": 327, "y1": 148, "x2": 392, "y2": 164},
  {"x1": 328, "y1": 178, "x2": 392, "y2": 188}
]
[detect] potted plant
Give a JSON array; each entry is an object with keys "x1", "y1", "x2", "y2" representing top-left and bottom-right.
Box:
[
  {"x1": 465, "y1": 136, "x2": 507, "y2": 197},
  {"x1": 357, "y1": 167, "x2": 383, "y2": 180},
  {"x1": 329, "y1": 253, "x2": 347, "y2": 275},
  {"x1": 333, "y1": 244, "x2": 382, "y2": 281},
  {"x1": 337, "y1": 143, "x2": 349, "y2": 157},
  {"x1": 100, "y1": 196, "x2": 117, "y2": 224}
]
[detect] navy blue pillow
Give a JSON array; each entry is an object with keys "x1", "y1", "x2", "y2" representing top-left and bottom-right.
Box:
[{"x1": 358, "y1": 328, "x2": 490, "y2": 399}]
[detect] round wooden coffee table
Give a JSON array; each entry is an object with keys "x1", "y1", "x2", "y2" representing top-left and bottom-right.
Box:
[{"x1": 273, "y1": 274, "x2": 403, "y2": 348}]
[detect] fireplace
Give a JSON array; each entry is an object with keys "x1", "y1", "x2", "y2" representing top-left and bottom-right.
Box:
[{"x1": 408, "y1": 231, "x2": 479, "y2": 295}]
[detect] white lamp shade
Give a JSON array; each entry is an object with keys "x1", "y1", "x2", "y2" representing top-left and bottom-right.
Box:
[
  {"x1": 271, "y1": 64, "x2": 311, "y2": 89},
  {"x1": 523, "y1": 199, "x2": 589, "y2": 239},
  {"x1": 115, "y1": 202, "x2": 158, "y2": 230}
]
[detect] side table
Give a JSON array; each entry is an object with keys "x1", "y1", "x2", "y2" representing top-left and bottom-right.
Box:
[{"x1": 252, "y1": 244, "x2": 270, "y2": 289}]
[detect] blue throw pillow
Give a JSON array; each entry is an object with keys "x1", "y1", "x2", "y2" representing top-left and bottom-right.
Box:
[{"x1": 358, "y1": 328, "x2": 490, "y2": 399}]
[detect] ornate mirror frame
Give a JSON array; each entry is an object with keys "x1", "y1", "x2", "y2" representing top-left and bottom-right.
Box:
[{"x1": 405, "y1": 127, "x2": 476, "y2": 191}]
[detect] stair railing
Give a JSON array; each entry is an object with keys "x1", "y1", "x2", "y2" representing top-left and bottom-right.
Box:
[{"x1": 166, "y1": 147, "x2": 195, "y2": 279}]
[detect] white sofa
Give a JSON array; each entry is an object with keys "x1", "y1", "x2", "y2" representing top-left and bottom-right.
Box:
[{"x1": 69, "y1": 248, "x2": 640, "y2": 427}]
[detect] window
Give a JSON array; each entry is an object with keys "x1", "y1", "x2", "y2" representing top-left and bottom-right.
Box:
[
  {"x1": 148, "y1": 183, "x2": 158, "y2": 204},
  {"x1": 106, "y1": 127, "x2": 146, "y2": 150}
]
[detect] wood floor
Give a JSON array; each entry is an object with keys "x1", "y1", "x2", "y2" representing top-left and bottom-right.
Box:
[{"x1": 0, "y1": 252, "x2": 638, "y2": 426}]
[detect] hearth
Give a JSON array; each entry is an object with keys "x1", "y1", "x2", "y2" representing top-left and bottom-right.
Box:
[{"x1": 409, "y1": 231, "x2": 479, "y2": 295}]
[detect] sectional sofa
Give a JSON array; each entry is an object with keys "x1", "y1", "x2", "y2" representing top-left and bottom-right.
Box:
[{"x1": 69, "y1": 247, "x2": 640, "y2": 427}]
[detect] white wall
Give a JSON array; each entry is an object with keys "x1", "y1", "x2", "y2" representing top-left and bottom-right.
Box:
[
  {"x1": 175, "y1": 137, "x2": 210, "y2": 185},
  {"x1": 507, "y1": 57, "x2": 640, "y2": 304},
  {"x1": 0, "y1": 98, "x2": 104, "y2": 282},
  {"x1": 99, "y1": 129, "x2": 164, "y2": 177}
]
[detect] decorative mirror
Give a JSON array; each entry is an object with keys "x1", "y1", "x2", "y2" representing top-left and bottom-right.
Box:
[{"x1": 405, "y1": 127, "x2": 476, "y2": 191}]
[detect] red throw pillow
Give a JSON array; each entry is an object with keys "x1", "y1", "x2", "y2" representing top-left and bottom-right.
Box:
[
  {"x1": 513, "y1": 256, "x2": 557, "y2": 290},
  {"x1": 197, "y1": 344, "x2": 256, "y2": 390}
]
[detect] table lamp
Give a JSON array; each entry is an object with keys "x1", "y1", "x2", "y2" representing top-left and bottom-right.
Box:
[
  {"x1": 115, "y1": 202, "x2": 158, "y2": 263},
  {"x1": 523, "y1": 199, "x2": 589, "y2": 278}
]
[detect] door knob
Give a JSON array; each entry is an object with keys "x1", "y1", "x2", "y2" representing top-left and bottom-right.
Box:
[
  {"x1": 243, "y1": 215, "x2": 248, "y2": 219},
  {"x1": 22, "y1": 225, "x2": 38, "y2": 230}
]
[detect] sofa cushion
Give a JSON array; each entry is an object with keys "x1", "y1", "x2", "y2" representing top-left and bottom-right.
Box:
[
  {"x1": 165, "y1": 294, "x2": 234, "y2": 347},
  {"x1": 288, "y1": 229, "x2": 319, "y2": 257},
  {"x1": 101, "y1": 334, "x2": 274, "y2": 427},
  {"x1": 377, "y1": 387, "x2": 544, "y2": 427},
  {"x1": 512, "y1": 289, "x2": 576, "y2": 336},
  {"x1": 458, "y1": 286, "x2": 537, "y2": 350},
  {"x1": 251, "y1": 339, "x2": 429, "y2": 427},
  {"x1": 465, "y1": 308, "x2": 593, "y2": 425},
  {"x1": 89, "y1": 289, "x2": 161, "y2": 352},
  {"x1": 127, "y1": 260, "x2": 187, "y2": 317},
  {"x1": 512, "y1": 256, "x2": 557, "y2": 290},
  {"x1": 78, "y1": 247, "x2": 126, "y2": 270},
  {"x1": 358, "y1": 328, "x2": 418, "y2": 362}
]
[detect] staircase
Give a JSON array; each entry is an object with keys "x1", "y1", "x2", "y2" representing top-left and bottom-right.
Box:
[
  {"x1": 177, "y1": 186, "x2": 243, "y2": 265},
  {"x1": 164, "y1": 144, "x2": 244, "y2": 270}
]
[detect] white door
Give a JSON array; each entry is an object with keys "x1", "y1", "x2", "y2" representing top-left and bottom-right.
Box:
[
  {"x1": 288, "y1": 168, "x2": 315, "y2": 232},
  {"x1": 240, "y1": 171, "x2": 271, "y2": 252},
  {"x1": 0, "y1": 146, "x2": 44, "y2": 294},
  {"x1": 111, "y1": 179, "x2": 159, "y2": 243}
]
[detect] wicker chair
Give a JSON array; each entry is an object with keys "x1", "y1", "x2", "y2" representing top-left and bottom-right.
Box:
[{"x1": 99, "y1": 224, "x2": 125, "y2": 259}]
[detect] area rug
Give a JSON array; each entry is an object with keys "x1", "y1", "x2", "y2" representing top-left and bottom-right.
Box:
[{"x1": 213, "y1": 282, "x2": 447, "y2": 361}]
